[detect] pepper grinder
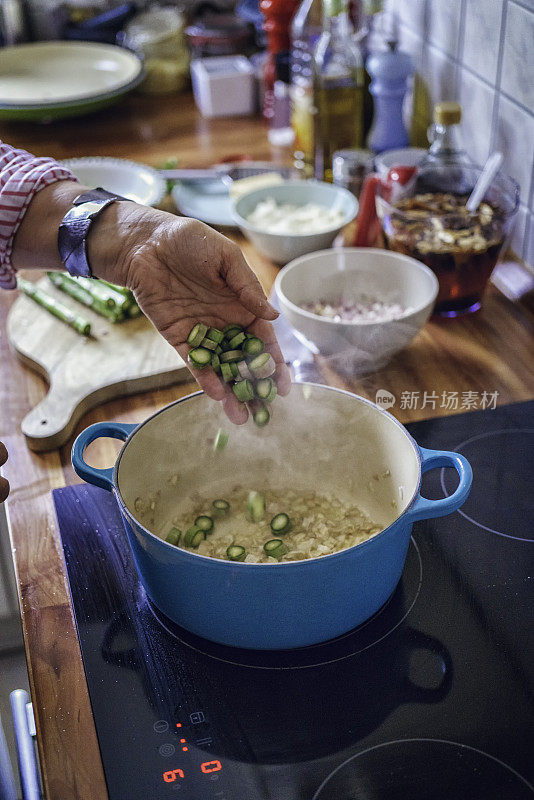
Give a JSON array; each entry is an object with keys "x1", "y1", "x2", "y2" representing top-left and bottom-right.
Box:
[{"x1": 366, "y1": 40, "x2": 413, "y2": 153}]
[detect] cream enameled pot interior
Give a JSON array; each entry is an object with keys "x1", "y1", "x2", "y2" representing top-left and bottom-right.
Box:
[{"x1": 116, "y1": 384, "x2": 421, "y2": 543}]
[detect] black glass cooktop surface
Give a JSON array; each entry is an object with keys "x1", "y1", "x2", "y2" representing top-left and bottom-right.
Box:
[{"x1": 54, "y1": 401, "x2": 534, "y2": 800}]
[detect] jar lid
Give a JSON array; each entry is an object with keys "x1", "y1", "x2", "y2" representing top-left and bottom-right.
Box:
[
  {"x1": 434, "y1": 101, "x2": 462, "y2": 126},
  {"x1": 333, "y1": 149, "x2": 374, "y2": 177},
  {"x1": 323, "y1": 0, "x2": 348, "y2": 17},
  {"x1": 186, "y1": 14, "x2": 251, "y2": 45},
  {"x1": 125, "y1": 8, "x2": 184, "y2": 46}
]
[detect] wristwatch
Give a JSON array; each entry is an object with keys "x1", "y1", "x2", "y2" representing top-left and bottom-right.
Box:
[{"x1": 57, "y1": 187, "x2": 130, "y2": 278}]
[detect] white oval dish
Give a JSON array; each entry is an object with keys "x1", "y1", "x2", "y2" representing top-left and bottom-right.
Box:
[
  {"x1": 60, "y1": 157, "x2": 167, "y2": 207},
  {"x1": 0, "y1": 41, "x2": 143, "y2": 106}
]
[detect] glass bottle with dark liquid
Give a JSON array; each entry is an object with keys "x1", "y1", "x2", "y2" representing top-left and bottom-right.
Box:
[{"x1": 313, "y1": 0, "x2": 365, "y2": 182}]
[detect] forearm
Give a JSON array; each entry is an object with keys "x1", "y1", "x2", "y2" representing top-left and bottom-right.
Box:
[
  {"x1": 11, "y1": 180, "x2": 84, "y2": 271},
  {"x1": 11, "y1": 179, "x2": 157, "y2": 286}
]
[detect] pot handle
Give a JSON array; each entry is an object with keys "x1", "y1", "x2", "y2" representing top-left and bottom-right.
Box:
[
  {"x1": 72, "y1": 421, "x2": 137, "y2": 491},
  {"x1": 406, "y1": 447, "x2": 472, "y2": 522}
]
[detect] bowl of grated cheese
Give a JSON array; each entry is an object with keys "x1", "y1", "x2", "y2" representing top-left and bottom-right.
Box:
[{"x1": 233, "y1": 180, "x2": 358, "y2": 264}]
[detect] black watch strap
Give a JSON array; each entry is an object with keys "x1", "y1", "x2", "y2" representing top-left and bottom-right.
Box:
[{"x1": 57, "y1": 187, "x2": 130, "y2": 278}]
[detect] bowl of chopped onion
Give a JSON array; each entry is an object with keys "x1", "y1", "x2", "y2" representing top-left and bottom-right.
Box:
[
  {"x1": 274, "y1": 247, "x2": 439, "y2": 372},
  {"x1": 232, "y1": 181, "x2": 359, "y2": 264}
]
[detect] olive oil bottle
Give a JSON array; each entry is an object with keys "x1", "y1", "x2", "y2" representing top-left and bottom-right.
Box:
[{"x1": 313, "y1": 0, "x2": 364, "y2": 181}]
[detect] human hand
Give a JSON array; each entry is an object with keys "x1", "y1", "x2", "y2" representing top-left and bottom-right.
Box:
[
  {"x1": 0, "y1": 442, "x2": 9, "y2": 502},
  {"x1": 93, "y1": 207, "x2": 291, "y2": 424}
]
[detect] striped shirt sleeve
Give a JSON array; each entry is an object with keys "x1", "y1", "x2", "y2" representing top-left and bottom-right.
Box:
[{"x1": 0, "y1": 142, "x2": 77, "y2": 290}]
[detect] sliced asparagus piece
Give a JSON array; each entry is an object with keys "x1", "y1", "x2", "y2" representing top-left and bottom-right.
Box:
[
  {"x1": 213, "y1": 429, "x2": 229, "y2": 451},
  {"x1": 263, "y1": 539, "x2": 287, "y2": 559},
  {"x1": 249, "y1": 352, "x2": 276, "y2": 379},
  {"x1": 187, "y1": 323, "x2": 208, "y2": 347},
  {"x1": 165, "y1": 527, "x2": 182, "y2": 545},
  {"x1": 195, "y1": 515, "x2": 214, "y2": 534},
  {"x1": 188, "y1": 347, "x2": 212, "y2": 368},
  {"x1": 255, "y1": 378, "x2": 277, "y2": 403},
  {"x1": 220, "y1": 350, "x2": 245, "y2": 363},
  {"x1": 233, "y1": 379, "x2": 254, "y2": 403},
  {"x1": 270, "y1": 513, "x2": 291, "y2": 535},
  {"x1": 243, "y1": 337, "x2": 264, "y2": 356},
  {"x1": 212, "y1": 499, "x2": 230, "y2": 514},
  {"x1": 247, "y1": 491, "x2": 265, "y2": 523},
  {"x1": 253, "y1": 406, "x2": 270, "y2": 427},
  {"x1": 226, "y1": 545, "x2": 246, "y2": 562}
]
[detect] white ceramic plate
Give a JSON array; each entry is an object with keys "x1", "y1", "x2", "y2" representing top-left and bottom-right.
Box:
[
  {"x1": 0, "y1": 41, "x2": 143, "y2": 107},
  {"x1": 171, "y1": 180, "x2": 236, "y2": 227},
  {"x1": 60, "y1": 157, "x2": 167, "y2": 207}
]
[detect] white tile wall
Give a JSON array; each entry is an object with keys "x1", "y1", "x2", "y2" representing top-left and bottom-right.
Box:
[
  {"x1": 458, "y1": 71, "x2": 495, "y2": 166},
  {"x1": 501, "y1": 2, "x2": 534, "y2": 110},
  {"x1": 423, "y1": 44, "x2": 458, "y2": 105},
  {"x1": 511, "y1": 203, "x2": 529, "y2": 259},
  {"x1": 463, "y1": 0, "x2": 504, "y2": 85},
  {"x1": 524, "y1": 214, "x2": 534, "y2": 265},
  {"x1": 426, "y1": 0, "x2": 463, "y2": 58},
  {"x1": 494, "y1": 95, "x2": 534, "y2": 204},
  {"x1": 386, "y1": 0, "x2": 534, "y2": 268}
]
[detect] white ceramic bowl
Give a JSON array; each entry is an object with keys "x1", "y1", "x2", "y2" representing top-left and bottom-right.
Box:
[
  {"x1": 274, "y1": 248, "x2": 439, "y2": 372},
  {"x1": 374, "y1": 147, "x2": 427, "y2": 178},
  {"x1": 60, "y1": 157, "x2": 167, "y2": 207},
  {"x1": 233, "y1": 181, "x2": 358, "y2": 264}
]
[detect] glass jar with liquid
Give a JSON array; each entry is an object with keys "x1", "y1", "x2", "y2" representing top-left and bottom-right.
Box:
[
  {"x1": 313, "y1": 0, "x2": 365, "y2": 181},
  {"x1": 290, "y1": 0, "x2": 323, "y2": 176}
]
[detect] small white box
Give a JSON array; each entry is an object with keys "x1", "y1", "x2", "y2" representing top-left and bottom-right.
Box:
[{"x1": 190, "y1": 56, "x2": 255, "y2": 118}]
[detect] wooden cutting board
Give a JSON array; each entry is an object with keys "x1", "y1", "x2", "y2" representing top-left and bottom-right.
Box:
[{"x1": 7, "y1": 277, "x2": 189, "y2": 452}]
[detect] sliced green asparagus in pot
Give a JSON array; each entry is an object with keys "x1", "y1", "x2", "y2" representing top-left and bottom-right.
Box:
[
  {"x1": 165, "y1": 527, "x2": 182, "y2": 545},
  {"x1": 213, "y1": 429, "x2": 229, "y2": 450},
  {"x1": 212, "y1": 499, "x2": 230, "y2": 514},
  {"x1": 263, "y1": 539, "x2": 287, "y2": 559},
  {"x1": 195, "y1": 515, "x2": 214, "y2": 533},
  {"x1": 226, "y1": 545, "x2": 246, "y2": 561},
  {"x1": 270, "y1": 513, "x2": 291, "y2": 535},
  {"x1": 247, "y1": 491, "x2": 265, "y2": 523}
]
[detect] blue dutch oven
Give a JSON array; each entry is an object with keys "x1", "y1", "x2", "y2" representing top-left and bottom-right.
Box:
[{"x1": 72, "y1": 384, "x2": 472, "y2": 650}]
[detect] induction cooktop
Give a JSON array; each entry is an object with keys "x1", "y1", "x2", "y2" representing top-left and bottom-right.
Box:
[{"x1": 53, "y1": 401, "x2": 534, "y2": 800}]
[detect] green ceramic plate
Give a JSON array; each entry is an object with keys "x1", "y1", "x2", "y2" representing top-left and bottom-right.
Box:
[{"x1": 0, "y1": 41, "x2": 144, "y2": 121}]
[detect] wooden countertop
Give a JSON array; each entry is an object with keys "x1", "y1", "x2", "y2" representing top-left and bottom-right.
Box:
[{"x1": 2, "y1": 92, "x2": 534, "y2": 800}]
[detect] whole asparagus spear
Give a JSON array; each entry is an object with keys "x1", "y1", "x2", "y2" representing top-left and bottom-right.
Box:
[
  {"x1": 47, "y1": 272, "x2": 125, "y2": 322},
  {"x1": 18, "y1": 276, "x2": 91, "y2": 336}
]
